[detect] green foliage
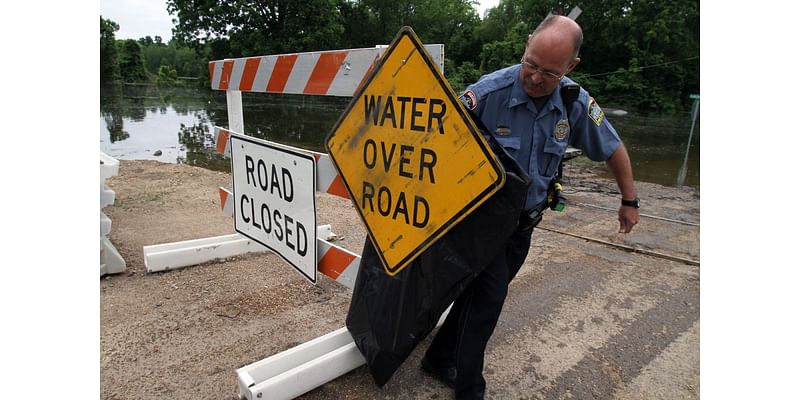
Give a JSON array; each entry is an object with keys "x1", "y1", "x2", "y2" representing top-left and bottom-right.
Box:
[
  {"x1": 543, "y1": 0, "x2": 699, "y2": 112},
  {"x1": 445, "y1": 60, "x2": 482, "y2": 93},
  {"x1": 337, "y1": 0, "x2": 380, "y2": 48},
  {"x1": 166, "y1": 0, "x2": 347, "y2": 56},
  {"x1": 479, "y1": 21, "x2": 530, "y2": 72},
  {"x1": 100, "y1": 0, "x2": 699, "y2": 113},
  {"x1": 465, "y1": 0, "x2": 699, "y2": 112},
  {"x1": 116, "y1": 39, "x2": 149, "y2": 83},
  {"x1": 141, "y1": 41, "x2": 205, "y2": 79},
  {"x1": 156, "y1": 65, "x2": 181, "y2": 87},
  {"x1": 100, "y1": 17, "x2": 120, "y2": 84}
]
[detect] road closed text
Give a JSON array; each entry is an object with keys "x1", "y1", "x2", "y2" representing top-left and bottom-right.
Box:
[{"x1": 239, "y1": 154, "x2": 308, "y2": 257}]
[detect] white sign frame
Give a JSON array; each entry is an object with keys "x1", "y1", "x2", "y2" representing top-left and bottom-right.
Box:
[{"x1": 230, "y1": 134, "x2": 317, "y2": 284}]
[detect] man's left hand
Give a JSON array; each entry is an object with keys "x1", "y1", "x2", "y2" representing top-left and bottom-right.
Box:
[{"x1": 618, "y1": 206, "x2": 639, "y2": 233}]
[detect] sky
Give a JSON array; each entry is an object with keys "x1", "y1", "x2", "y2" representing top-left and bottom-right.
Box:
[
  {"x1": 100, "y1": 0, "x2": 175, "y2": 41},
  {"x1": 100, "y1": 0, "x2": 501, "y2": 42}
]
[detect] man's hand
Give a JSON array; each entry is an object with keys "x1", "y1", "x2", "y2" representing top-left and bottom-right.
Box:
[
  {"x1": 618, "y1": 206, "x2": 639, "y2": 233},
  {"x1": 605, "y1": 143, "x2": 639, "y2": 233}
]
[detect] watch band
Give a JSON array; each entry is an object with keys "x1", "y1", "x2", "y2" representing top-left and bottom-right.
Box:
[{"x1": 621, "y1": 198, "x2": 640, "y2": 208}]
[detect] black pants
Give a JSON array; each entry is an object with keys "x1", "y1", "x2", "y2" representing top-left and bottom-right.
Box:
[{"x1": 424, "y1": 223, "x2": 534, "y2": 399}]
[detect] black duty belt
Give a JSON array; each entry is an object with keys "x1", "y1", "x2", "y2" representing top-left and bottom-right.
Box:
[{"x1": 519, "y1": 201, "x2": 548, "y2": 231}]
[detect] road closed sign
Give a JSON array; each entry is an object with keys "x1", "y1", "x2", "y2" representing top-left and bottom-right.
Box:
[
  {"x1": 230, "y1": 134, "x2": 317, "y2": 284},
  {"x1": 325, "y1": 27, "x2": 505, "y2": 276}
]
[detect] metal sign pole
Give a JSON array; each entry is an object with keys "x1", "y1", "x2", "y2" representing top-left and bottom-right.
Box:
[{"x1": 677, "y1": 94, "x2": 699, "y2": 186}]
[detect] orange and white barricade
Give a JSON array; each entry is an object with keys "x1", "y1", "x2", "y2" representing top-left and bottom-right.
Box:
[
  {"x1": 219, "y1": 44, "x2": 444, "y2": 400},
  {"x1": 140, "y1": 42, "x2": 446, "y2": 400},
  {"x1": 208, "y1": 44, "x2": 444, "y2": 96},
  {"x1": 143, "y1": 43, "x2": 443, "y2": 284}
]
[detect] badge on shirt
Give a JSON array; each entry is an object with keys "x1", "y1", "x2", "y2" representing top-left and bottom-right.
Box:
[
  {"x1": 460, "y1": 90, "x2": 477, "y2": 111},
  {"x1": 588, "y1": 97, "x2": 604, "y2": 126},
  {"x1": 554, "y1": 119, "x2": 569, "y2": 141}
]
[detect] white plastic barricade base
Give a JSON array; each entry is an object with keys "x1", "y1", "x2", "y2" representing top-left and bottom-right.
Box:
[
  {"x1": 236, "y1": 305, "x2": 453, "y2": 399},
  {"x1": 100, "y1": 151, "x2": 120, "y2": 180},
  {"x1": 236, "y1": 327, "x2": 365, "y2": 400},
  {"x1": 101, "y1": 151, "x2": 125, "y2": 276},
  {"x1": 100, "y1": 184, "x2": 116, "y2": 209},
  {"x1": 100, "y1": 211, "x2": 112, "y2": 237},
  {"x1": 101, "y1": 236, "x2": 126, "y2": 276},
  {"x1": 143, "y1": 233, "x2": 263, "y2": 272},
  {"x1": 143, "y1": 226, "x2": 335, "y2": 273}
]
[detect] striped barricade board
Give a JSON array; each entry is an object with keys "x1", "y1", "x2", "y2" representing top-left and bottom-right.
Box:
[{"x1": 209, "y1": 44, "x2": 444, "y2": 96}]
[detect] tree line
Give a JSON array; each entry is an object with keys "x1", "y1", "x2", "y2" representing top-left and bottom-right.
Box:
[
  {"x1": 101, "y1": 0, "x2": 699, "y2": 113},
  {"x1": 101, "y1": 18, "x2": 205, "y2": 87}
]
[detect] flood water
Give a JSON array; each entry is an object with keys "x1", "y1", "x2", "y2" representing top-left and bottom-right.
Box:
[{"x1": 100, "y1": 85, "x2": 699, "y2": 188}]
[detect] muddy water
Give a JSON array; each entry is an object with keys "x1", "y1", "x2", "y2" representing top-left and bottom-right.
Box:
[{"x1": 100, "y1": 85, "x2": 699, "y2": 188}]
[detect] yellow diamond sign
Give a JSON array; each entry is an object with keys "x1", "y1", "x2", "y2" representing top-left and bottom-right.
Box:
[{"x1": 325, "y1": 27, "x2": 505, "y2": 276}]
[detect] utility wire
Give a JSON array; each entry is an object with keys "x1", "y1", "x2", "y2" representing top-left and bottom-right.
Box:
[{"x1": 582, "y1": 55, "x2": 699, "y2": 78}]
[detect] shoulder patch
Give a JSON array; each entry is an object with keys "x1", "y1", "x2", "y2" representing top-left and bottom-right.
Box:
[
  {"x1": 460, "y1": 90, "x2": 478, "y2": 111},
  {"x1": 588, "y1": 97, "x2": 604, "y2": 126}
]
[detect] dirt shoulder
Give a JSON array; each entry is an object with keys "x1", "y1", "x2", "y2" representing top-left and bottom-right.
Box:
[
  {"x1": 102, "y1": 160, "x2": 364, "y2": 399},
  {"x1": 101, "y1": 159, "x2": 699, "y2": 399}
]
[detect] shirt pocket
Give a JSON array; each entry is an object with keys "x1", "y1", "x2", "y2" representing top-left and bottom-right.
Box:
[
  {"x1": 537, "y1": 136, "x2": 567, "y2": 177},
  {"x1": 494, "y1": 136, "x2": 521, "y2": 158}
]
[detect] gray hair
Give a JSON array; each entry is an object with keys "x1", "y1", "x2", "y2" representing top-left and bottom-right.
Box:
[{"x1": 529, "y1": 15, "x2": 583, "y2": 58}]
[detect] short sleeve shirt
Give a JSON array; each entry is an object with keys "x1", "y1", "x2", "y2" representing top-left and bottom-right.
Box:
[{"x1": 464, "y1": 64, "x2": 622, "y2": 210}]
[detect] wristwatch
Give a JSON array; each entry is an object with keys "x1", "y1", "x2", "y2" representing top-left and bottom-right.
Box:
[{"x1": 621, "y1": 198, "x2": 640, "y2": 208}]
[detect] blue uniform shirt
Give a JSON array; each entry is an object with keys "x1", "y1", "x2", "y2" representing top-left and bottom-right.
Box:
[{"x1": 464, "y1": 64, "x2": 622, "y2": 210}]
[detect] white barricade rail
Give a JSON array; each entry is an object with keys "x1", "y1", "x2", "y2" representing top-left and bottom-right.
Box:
[
  {"x1": 236, "y1": 306, "x2": 452, "y2": 400},
  {"x1": 142, "y1": 225, "x2": 345, "y2": 276},
  {"x1": 100, "y1": 152, "x2": 126, "y2": 276},
  {"x1": 236, "y1": 327, "x2": 365, "y2": 400}
]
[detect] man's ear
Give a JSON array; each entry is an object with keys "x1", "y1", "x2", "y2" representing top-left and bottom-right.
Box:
[{"x1": 566, "y1": 57, "x2": 581, "y2": 74}]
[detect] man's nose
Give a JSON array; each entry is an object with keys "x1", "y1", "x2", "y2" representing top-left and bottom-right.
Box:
[{"x1": 529, "y1": 70, "x2": 545, "y2": 84}]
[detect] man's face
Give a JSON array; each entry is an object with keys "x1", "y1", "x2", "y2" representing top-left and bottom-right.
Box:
[{"x1": 519, "y1": 33, "x2": 578, "y2": 98}]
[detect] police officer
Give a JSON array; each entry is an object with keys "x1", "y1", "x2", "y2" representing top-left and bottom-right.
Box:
[{"x1": 420, "y1": 15, "x2": 640, "y2": 399}]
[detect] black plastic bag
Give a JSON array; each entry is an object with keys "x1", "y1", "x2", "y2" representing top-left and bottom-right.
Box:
[{"x1": 346, "y1": 116, "x2": 531, "y2": 386}]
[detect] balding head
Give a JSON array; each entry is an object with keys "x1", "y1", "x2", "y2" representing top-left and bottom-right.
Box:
[
  {"x1": 528, "y1": 15, "x2": 583, "y2": 59},
  {"x1": 519, "y1": 15, "x2": 583, "y2": 98}
]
